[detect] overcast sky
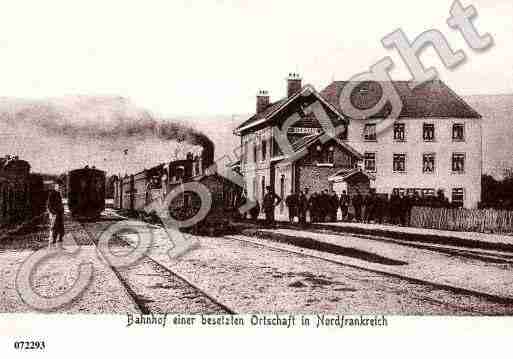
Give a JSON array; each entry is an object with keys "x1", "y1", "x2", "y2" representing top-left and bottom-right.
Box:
[{"x1": 0, "y1": 0, "x2": 510, "y2": 117}]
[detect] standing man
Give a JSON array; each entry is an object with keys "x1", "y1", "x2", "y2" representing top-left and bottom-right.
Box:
[
  {"x1": 298, "y1": 188, "x2": 309, "y2": 225},
  {"x1": 390, "y1": 189, "x2": 401, "y2": 225},
  {"x1": 47, "y1": 182, "x2": 65, "y2": 244},
  {"x1": 309, "y1": 192, "x2": 319, "y2": 222},
  {"x1": 285, "y1": 192, "x2": 298, "y2": 224},
  {"x1": 364, "y1": 189, "x2": 377, "y2": 223},
  {"x1": 352, "y1": 189, "x2": 363, "y2": 222},
  {"x1": 320, "y1": 190, "x2": 329, "y2": 222},
  {"x1": 263, "y1": 186, "x2": 281, "y2": 227},
  {"x1": 339, "y1": 190, "x2": 350, "y2": 221},
  {"x1": 329, "y1": 190, "x2": 339, "y2": 222}
]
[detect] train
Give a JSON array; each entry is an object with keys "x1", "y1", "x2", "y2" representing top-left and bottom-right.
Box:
[
  {"x1": 113, "y1": 151, "x2": 244, "y2": 235},
  {"x1": 0, "y1": 155, "x2": 47, "y2": 227},
  {"x1": 67, "y1": 166, "x2": 106, "y2": 219}
]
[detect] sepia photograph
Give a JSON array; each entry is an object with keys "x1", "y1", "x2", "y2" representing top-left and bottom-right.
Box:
[{"x1": 0, "y1": 0, "x2": 512, "y2": 357}]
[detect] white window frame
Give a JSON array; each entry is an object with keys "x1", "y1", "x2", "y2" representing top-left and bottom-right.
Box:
[
  {"x1": 452, "y1": 123, "x2": 465, "y2": 142},
  {"x1": 423, "y1": 123, "x2": 435, "y2": 142},
  {"x1": 452, "y1": 152, "x2": 466, "y2": 174},
  {"x1": 364, "y1": 152, "x2": 376, "y2": 172},
  {"x1": 422, "y1": 152, "x2": 436, "y2": 174},
  {"x1": 393, "y1": 153, "x2": 407, "y2": 173},
  {"x1": 363, "y1": 123, "x2": 377, "y2": 142}
]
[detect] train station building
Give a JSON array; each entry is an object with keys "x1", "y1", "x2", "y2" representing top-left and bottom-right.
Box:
[{"x1": 234, "y1": 74, "x2": 482, "y2": 219}]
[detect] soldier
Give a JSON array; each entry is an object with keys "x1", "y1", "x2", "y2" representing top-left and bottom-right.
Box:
[
  {"x1": 399, "y1": 192, "x2": 411, "y2": 226},
  {"x1": 285, "y1": 192, "x2": 298, "y2": 224},
  {"x1": 389, "y1": 189, "x2": 401, "y2": 225},
  {"x1": 364, "y1": 188, "x2": 377, "y2": 223},
  {"x1": 320, "y1": 190, "x2": 329, "y2": 222},
  {"x1": 329, "y1": 190, "x2": 339, "y2": 222},
  {"x1": 339, "y1": 190, "x2": 350, "y2": 221},
  {"x1": 352, "y1": 189, "x2": 363, "y2": 222},
  {"x1": 374, "y1": 193, "x2": 385, "y2": 224},
  {"x1": 47, "y1": 183, "x2": 65, "y2": 244},
  {"x1": 307, "y1": 192, "x2": 316, "y2": 222},
  {"x1": 263, "y1": 186, "x2": 281, "y2": 227},
  {"x1": 298, "y1": 189, "x2": 308, "y2": 225}
]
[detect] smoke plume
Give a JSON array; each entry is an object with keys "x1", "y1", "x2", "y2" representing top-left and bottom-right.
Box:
[{"x1": 0, "y1": 95, "x2": 215, "y2": 174}]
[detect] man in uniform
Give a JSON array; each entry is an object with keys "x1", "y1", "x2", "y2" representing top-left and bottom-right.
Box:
[
  {"x1": 298, "y1": 188, "x2": 309, "y2": 225},
  {"x1": 263, "y1": 186, "x2": 281, "y2": 227},
  {"x1": 320, "y1": 190, "x2": 329, "y2": 222},
  {"x1": 309, "y1": 191, "x2": 319, "y2": 222},
  {"x1": 329, "y1": 190, "x2": 339, "y2": 222},
  {"x1": 352, "y1": 189, "x2": 363, "y2": 222},
  {"x1": 390, "y1": 189, "x2": 401, "y2": 225},
  {"x1": 47, "y1": 183, "x2": 65, "y2": 244},
  {"x1": 285, "y1": 192, "x2": 298, "y2": 224},
  {"x1": 339, "y1": 190, "x2": 350, "y2": 221},
  {"x1": 364, "y1": 188, "x2": 377, "y2": 223}
]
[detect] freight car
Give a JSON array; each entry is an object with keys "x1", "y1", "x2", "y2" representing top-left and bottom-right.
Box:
[{"x1": 67, "y1": 166, "x2": 106, "y2": 219}]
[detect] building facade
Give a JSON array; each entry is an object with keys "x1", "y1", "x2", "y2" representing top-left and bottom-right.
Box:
[
  {"x1": 321, "y1": 80, "x2": 482, "y2": 208},
  {"x1": 235, "y1": 75, "x2": 371, "y2": 220},
  {"x1": 236, "y1": 75, "x2": 482, "y2": 211}
]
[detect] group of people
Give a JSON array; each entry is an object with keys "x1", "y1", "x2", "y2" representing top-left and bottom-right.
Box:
[{"x1": 247, "y1": 186, "x2": 453, "y2": 228}]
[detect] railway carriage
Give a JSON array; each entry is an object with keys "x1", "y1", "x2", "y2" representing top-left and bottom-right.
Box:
[{"x1": 67, "y1": 166, "x2": 106, "y2": 219}]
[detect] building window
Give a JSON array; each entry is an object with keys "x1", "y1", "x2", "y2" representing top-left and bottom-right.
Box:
[
  {"x1": 422, "y1": 188, "x2": 435, "y2": 197},
  {"x1": 393, "y1": 153, "x2": 406, "y2": 172},
  {"x1": 243, "y1": 142, "x2": 248, "y2": 164},
  {"x1": 364, "y1": 152, "x2": 376, "y2": 172},
  {"x1": 261, "y1": 176, "x2": 265, "y2": 202},
  {"x1": 452, "y1": 188, "x2": 465, "y2": 207},
  {"x1": 363, "y1": 123, "x2": 376, "y2": 141},
  {"x1": 327, "y1": 146, "x2": 334, "y2": 164},
  {"x1": 452, "y1": 153, "x2": 465, "y2": 173},
  {"x1": 252, "y1": 178, "x2": 257, "y2": 201},
  {"x1": 261, "y1": 139, "x2": 267, "y2": 161},
  {"x1": 253, "y1": 143, "x2": 257, "y2": 163},
  {"x1": 393, "y1": 123, "x2": 405, "y2": 141},
  {"x1": 423, "y1": 153, "x2": 435, "y2": 173},
  {"x1": 423, "y1": 123, "x2": 435, "y2": 141},
  {"x1": 393, "y1": 188, "x2": 406, "y2": 196},
  {"x1": 452, "y1": 123, "x2": 465, "y2": 141}
]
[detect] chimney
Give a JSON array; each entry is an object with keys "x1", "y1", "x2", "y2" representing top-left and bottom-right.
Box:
[
  {"x1": 256, "y1": 90, "x2": 269, "y2": 113},
  {"x1": 287, "y1": 72, "x2": 302, "y2": 97}
]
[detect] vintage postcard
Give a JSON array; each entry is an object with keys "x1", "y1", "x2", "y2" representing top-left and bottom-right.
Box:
[{"x1": 0, "y1": 0, "x2": 512, "y2": 357}]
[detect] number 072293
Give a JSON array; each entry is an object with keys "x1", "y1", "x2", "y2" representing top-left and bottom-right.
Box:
[{"x1": 13, "y1": 341, "x2": 46, "y2": 350}]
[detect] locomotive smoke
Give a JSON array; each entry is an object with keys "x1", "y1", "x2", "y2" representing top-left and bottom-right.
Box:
[{"x1": 0, "y1": 96, "x2": 215, "y2": 171}]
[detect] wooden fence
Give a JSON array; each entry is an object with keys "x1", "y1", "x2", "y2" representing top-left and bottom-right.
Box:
[{"x1": 410, "y1": 206, "x2": 513, "y2": 234}]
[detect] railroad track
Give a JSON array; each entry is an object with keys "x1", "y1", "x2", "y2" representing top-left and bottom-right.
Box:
[
  {"x1": 79, "y1": 216, "x2": 236, "y2": 315},
  {"x1": 224, "y1": 233, "x2": 513, "y2": 313}
]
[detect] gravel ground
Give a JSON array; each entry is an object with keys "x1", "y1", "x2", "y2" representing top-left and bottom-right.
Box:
[
  {"x1": 125, "y1": 226, "x2": 513, "y2": 315},
  {"x1": 0, "y1": 216, "x2": 138, "y2": 313},
  {"x1": 250, "y1": 228, "x2": 513, "y2": 300},
  {"x1": 82, "y1": 221, "x2": 233, "y2": 314}
]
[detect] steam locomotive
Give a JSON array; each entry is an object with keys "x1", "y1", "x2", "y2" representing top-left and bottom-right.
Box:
[
  {"x1": 67, "y1": 166, "x2": 106, "y2": 219},
  {"x1": 113, "y1": 152, "x2": 244, "y2": 235}
]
